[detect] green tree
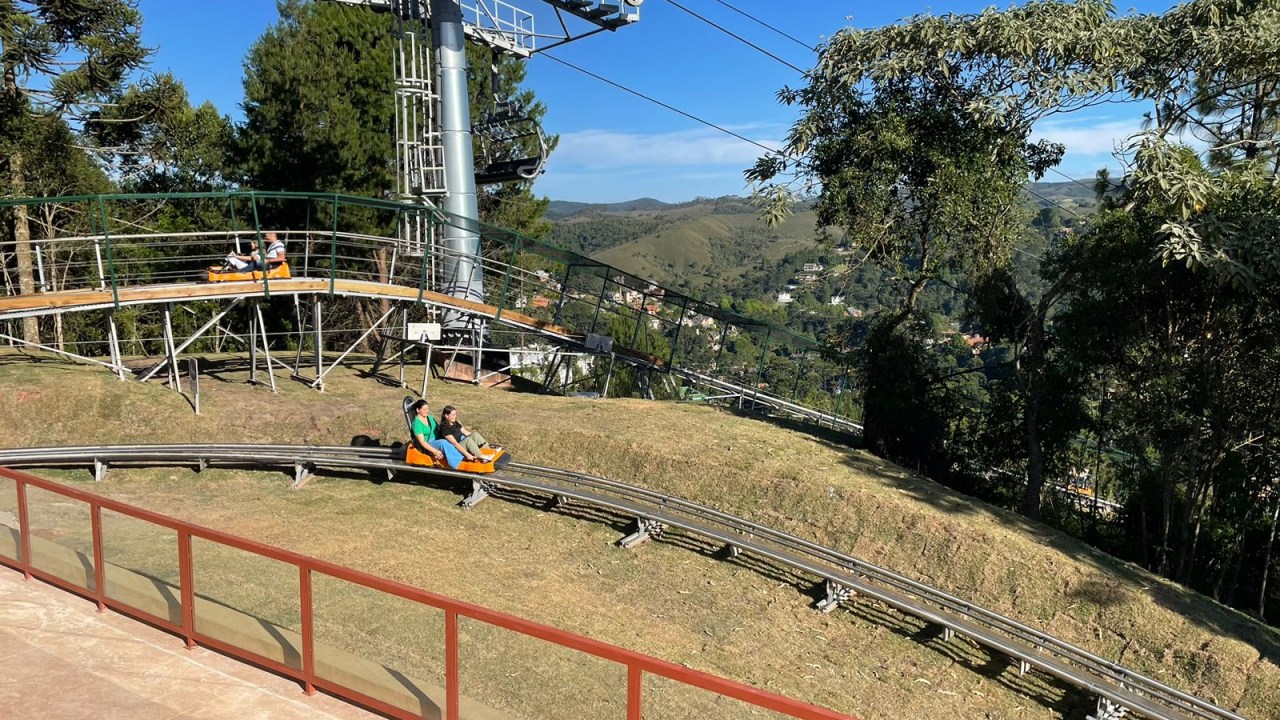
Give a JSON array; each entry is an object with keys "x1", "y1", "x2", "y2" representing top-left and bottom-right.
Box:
[
  {"x1": 751, "y1": 0, "x2": 1280, "y2": 523},
  {"x1": 2, "y1": 0, "x2": 150, "y2": 343},
  {"x1": 746, "y1": 15, "x2": 1064, "y2": 493},
  {"x1": 237, "y1": 0, "x2": 555, "y2": 236},
  {"x1": 237, "y1": 0, "x2": 394, "y2": 196},
  {"x1": 91, "y1": 73, "x2": 234, "y2": 193}
]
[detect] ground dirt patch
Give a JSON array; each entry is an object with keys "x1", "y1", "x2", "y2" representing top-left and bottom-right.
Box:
[{"x1": 1, "y1": 353, "x2": 1277, "y2": 719}]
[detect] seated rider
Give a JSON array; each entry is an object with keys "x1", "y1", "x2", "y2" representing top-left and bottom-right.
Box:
[
  {"x1": 410, "y1": 398, "x2": 464, "y2": 468},
  {"x1": 221, "y1": 232, "x2": 286, "y2": 272},
  {"x1": 437, "y1": 405, "x2": 499, "y2": 463}
]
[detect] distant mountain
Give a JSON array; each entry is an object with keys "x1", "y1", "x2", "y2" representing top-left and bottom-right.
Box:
[
  {"x1": 545, "y1": 197, "x2": 674, "y2": 220},
  {"x1": 544, "y1": 182, "x2": 1099, "y2": 300},
  {"x1": 1026, "y1": 180, "x2": 1101, "y2": 210},
  {"x1": 546, "y1": 195, "x2": 825, "y2": 294}
]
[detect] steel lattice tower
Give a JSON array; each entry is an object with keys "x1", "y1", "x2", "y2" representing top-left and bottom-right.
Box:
[{"x1": 327, "y1": 0, "x2": 641, "y2": 325}]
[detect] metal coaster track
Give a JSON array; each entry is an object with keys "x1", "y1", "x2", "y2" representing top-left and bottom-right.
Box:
[{"x1": 0, "y1": 444, "x2": 1244, "y2": 720}]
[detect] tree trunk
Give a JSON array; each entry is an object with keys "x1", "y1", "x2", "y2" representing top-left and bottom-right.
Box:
[
  {"x1": 9, "y1": 153, "x2": 39, "y2": 344},
  {"x1": 1158, "y1": 442, "x2": 1178, "y2": 575},
  {"x1": 1019, "y1": 323, "x2": 1046, "y2": 519},
  {"x1": 1215, "y1": 502, "x2": 1253, "y2": 603},
  {"x1": 1259, "y1": 495, "x2": 1280, "y2": 622},
  {"x1": 1019, "y1": 289, "x2": 1061, "y2": 521},
  {"x1": 4, "y1": 64, "x2": 38, "y2": 344}
]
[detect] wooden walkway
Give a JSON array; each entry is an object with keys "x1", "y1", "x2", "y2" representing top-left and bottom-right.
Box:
[{"x1": 0, "y1": 277, "x2": 582, "y2": 343}]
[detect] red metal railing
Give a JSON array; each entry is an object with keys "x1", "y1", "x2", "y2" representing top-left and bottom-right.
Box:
[{"x1": 0, "y1": 467, "x2": 854, "y2": 720}]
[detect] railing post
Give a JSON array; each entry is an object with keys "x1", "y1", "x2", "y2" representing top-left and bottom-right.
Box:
[
  {"x1": 178, "y1": 530, "x2": 196, "y2": 649},
  {"x1": 97, "y1": 196, "x2": 119, "y2": 310},
  {"x1": 667, "y1": 298, "x2": 688, "y2": 368},
  {"x1": 588, "y1": 272, "x2": 609, "y2": 336},
  {"x1": 494, "y1": 235, "x2": 520, "y2": 322},
  {"x1": 446, "y1": 609, "x2": 459, "y2": 720},
  {"x1": 250, "y1": 191, "x2": 269, "y2": 299},
  {"x1": 15, "y1": 480, "x2": 31, "y2": 580},
  {"x1": 330, "y1": 194, "x2": 339, "y2": 298},
  {"x1": 751, "y1": 327, "x2": 772, "y2": 411},
  {"x1": 627, "y1": 664, "x2": 642, "y2": 720},
  {"x1": 91, "y1": 503, "x2": 105, "y2": 611},
  {"x1": 300, "y1": 565, "x2": 316, "y2": 695},
  {"x1": 712, "y1": 324, "x2": 730, "y2": 376},
  {"x1": 303, "y1": 201, "x2": 312, "y2": 277},
  {"x1": 629, "y1": 292, "x2": 645, "y2": 349},
  {"x1": 34, "y1": 242, "x2": 48, "y2": 292},
  {"x1": 552, "y1": 263, "x2": 574, "y2": 325},
  {"x1": 89, "y1": 200, "x2": 106, "y2": 290},
  {"x1": 416, "y1": 208, "x2": 430, "y2": 305}
]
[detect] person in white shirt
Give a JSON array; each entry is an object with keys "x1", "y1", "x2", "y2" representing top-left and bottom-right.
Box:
[{"x1": 223, "y1": 232, "x2": 285, "y2": 272}]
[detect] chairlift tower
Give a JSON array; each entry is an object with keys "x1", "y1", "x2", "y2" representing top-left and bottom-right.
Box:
[{"x1": 323, "y1": 0, "x2": 642, "y2": 327}]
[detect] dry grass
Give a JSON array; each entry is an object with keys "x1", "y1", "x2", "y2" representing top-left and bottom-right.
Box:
[{"x1": 1, "y1": 351, "x2": 1277, "y2": 719}]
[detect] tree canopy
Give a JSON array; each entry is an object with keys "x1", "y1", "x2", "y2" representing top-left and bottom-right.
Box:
[{"x1": 749, "y1": 0, "x2": 1280, "y2": 619}]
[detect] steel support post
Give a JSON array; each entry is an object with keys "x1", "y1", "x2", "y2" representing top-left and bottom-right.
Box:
[
  {"x1": 248, "y1": 303, "x2": 258, "y2": 385},
  {"x1": 313, "y1": 304, "x2": 400, "y2": 388},
  {"x1": 399, "y1": 307, "x2": 410, "y2": 387},
  {"x1": 420, "y1": 343, "x2": 433, "y2": 398},
  {"x1": 629, "y1": 293, "x2": 645, "y2": 349},
  {"x1": 313, "y1": 297, "x2": 324, "y2": 391},
  {"x1": 751, "y1": 327, "x2": 772, "y2": 412},
  {"x1": 107, "y1": 313, "x2": 125, "y2": 380},
  {"x1": 432, "y1": 0, "x2": 484, "y2": 320},
  {"x1": 473, "y1": 327, "x2": 482, "y2": 384},
  {"x1": 601, "y1": 353, "x2": 616, "y2": 398},
  {"x1": 256, "y1": 304, "x2": 277, "y2": 393},
  {"x1": 292, "y1": 295, "x2": 305, "y2": 372},
  {"x1": 34, "y1": 243, "x2": 48, "y2": 292},
  {"x1": 539, "y1": 349, "x2": 560, "y2": 392},
  {"x1": 139, "y1": 300, "x2": 242, "y2": 382},
  {"x1": 162, "y1": 304, "x2": 182, "y2": 394},
  {"x1": 667, "y1": 298, "x2": 688, "y2": 368},
  {"x1": 93, "y1": 238, "x2": 106, "y2": 290}
]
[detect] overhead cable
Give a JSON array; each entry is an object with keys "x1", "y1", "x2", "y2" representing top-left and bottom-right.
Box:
[
  {"x1": 541, "y1": 53, "x2": 779, "y2": 155},
  {"x1": 707, "y1": 0, "x2": 817, "y2": 52},
  {"x1": 661, "y1": 0, "x2": 809, "y2": 75}
]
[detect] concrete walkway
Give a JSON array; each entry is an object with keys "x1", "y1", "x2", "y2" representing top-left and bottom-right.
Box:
[{"x1": 0, "y1": 568, "x2": 379, "y2": 720}]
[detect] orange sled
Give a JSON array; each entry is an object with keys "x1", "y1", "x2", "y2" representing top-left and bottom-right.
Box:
[
  {"x1": 401, "y1": 396, "x2": 511, "y2": 473},
  {"x1": 208, "y1": 262, "x2": 292, "y2": 283},
  {"x1": 403, "y1": 443, "x2": 509, "y2": 473}
]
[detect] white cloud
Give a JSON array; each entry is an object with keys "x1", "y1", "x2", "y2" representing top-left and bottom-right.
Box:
[
  {"x1": 550, "y1": 127, "x2": 783, "y2": 170},
  {"x1": 1031, "y1": 117, "x2": 1144, "y2": 157}
]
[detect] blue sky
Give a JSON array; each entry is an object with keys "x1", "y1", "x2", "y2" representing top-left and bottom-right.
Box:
[{"x1": 134, "y1": 0, "x2": 1170, "y2": 203}]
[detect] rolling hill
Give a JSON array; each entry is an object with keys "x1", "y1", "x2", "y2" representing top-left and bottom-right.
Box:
[{"x1": 545, "y1": 182, "x2": 1099, "y2": 300}]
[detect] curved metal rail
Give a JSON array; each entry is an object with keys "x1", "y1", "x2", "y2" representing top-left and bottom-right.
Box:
[{"x1": 0, "y1": 444, "x2": 1245, "y2": 720}]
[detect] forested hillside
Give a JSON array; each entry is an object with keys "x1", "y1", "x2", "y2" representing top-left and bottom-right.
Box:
[{"x1": 546, "y1": 182, "x2": 1095, "y2": 318}]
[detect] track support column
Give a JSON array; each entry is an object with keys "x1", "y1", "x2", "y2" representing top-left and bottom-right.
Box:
[
  {"x1": 162, "y1": 303, "x2": 182, "y2": 393},
  {"x1": 107, "y1": 313, "x2": 125, "y2": 381},
  {"x1": 313, "y1": 297, "x2": 324, "y2": 391}
]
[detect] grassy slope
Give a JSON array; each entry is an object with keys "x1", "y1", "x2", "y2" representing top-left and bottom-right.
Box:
[{"x1": 0, "y1": 355, "x2": 1276, "y2": 719}]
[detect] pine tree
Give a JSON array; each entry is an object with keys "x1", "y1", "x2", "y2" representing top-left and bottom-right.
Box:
[{"x1": 1, "y1": 0, "x2": 151, "y2": 343}]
